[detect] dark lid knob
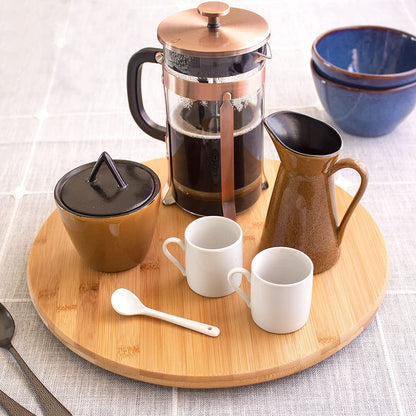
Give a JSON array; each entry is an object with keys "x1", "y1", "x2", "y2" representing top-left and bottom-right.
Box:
[{"x1": 54, "y1": 152, "x2": 160, "y2": 217}]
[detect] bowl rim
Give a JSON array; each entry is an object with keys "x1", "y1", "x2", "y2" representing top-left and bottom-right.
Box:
[
  {"x1": 311, "y1": 25, "x2": 416, "y2": 82},
  {"x1": 310, "y1": 59, "x2": 416, "y2": 93}
]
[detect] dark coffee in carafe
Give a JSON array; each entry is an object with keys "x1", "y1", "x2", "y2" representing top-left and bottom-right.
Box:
[{"x1": 168, "y1": 101, "x2": 264, "y2": 215}]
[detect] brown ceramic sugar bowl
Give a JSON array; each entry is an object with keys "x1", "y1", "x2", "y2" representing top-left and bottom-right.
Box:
[{"x1": 54, "y1": 152, "x2": 161, "y2": 273}]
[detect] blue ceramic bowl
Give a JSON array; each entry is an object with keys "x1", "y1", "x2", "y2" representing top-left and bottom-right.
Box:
[
  {"x1": 311, "y1": 61, "x2": 416, "y2": 137},
  {"x1": 312, "y1": 26, "x2": 416, "y2": 89}
]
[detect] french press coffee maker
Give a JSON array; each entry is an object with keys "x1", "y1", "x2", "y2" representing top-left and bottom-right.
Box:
[{"x1": 127, "y1": 2, "x2": 271, "y2": 218}]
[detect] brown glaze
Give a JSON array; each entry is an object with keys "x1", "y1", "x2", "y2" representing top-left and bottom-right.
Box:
[
  {"x1": 54, "y1": 154, "x2": 161, "y2": 273},
  {"x1": 56, "y1": 193, "x2": 160, "y2": 273},
  {"x1": 260, "y1": 112, "x2": 368, "y2": 274}
]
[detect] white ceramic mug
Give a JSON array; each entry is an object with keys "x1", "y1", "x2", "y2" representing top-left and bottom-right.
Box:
[
  {"x1": 162, "y1": 216, "x2": 243, "y2": 298},
  {"x1": 227, "y1": 247, "x2": 313, "y2": 334}
]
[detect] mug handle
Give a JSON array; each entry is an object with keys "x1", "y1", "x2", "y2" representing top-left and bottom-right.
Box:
[
  {"x1": 162, "y1": 238, "x2": 186, "y2": 276},
  {"x1": 227, "y1": 267, "x2": 252, "y2": 308},
  {"x1": 127, "y1": 47, "x2": 166, "y2": 141},
  {"x1": 329, "y1": 158, "x2": 369, "y2": 245}
]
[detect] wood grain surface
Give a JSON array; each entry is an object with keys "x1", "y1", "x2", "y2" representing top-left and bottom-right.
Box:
[{"x1": 27, "y1": 158, "x2": 389, "y2": 388}]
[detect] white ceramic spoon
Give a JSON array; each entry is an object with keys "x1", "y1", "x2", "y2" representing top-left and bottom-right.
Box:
[{"x1": 111, "y1": 288, "x2": 220, "y2": 337}]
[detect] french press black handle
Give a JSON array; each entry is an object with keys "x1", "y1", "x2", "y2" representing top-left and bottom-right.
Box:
[{"x1": 127, "y1": 47, "x2": 166, "y2": 141}]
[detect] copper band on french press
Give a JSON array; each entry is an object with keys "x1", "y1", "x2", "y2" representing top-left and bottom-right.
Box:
[
  {"x1": 220, "y1": 92, "x2": 236, "y2": 220},
  {"x1": 163, "y1": 64, "x2": 265, "y2": 101}
]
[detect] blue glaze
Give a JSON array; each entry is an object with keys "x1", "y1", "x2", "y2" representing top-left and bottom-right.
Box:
[
  {"x1": 311, "y1": 61, "x2": 416, "y2": 137},
  {"x1": 312, "y1": 26, "x2": 416, "y2": 89}
]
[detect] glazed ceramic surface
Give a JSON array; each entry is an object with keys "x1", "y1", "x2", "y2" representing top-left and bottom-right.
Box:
[
  {"x1": 260, "y1": 112, "x2": 368, "y2": 274},
  {"x1": 56, "y1": 196, "x2": 160, "y2": 273},
  {"x1": 311, "y1": 61, "x2": 416, "y2": 137},
  {"x1": 312, "y1": 26, "x2": 416, "y2": 89},
  {"x1": 163, "y1": 216, "x2": 243, "y2": 297},
  {"x1": 227, "y1": 247, "x2": 313, "y2": 334},
  {"x1": 55, "y1": 156, "x2": 161, "y2": 273}
]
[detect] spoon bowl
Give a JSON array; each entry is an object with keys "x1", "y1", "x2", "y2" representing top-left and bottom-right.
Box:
[
  {"x1": 0, "y1": 303, "x2": 72, "y2": 416},
  {"x1": 111, "y1": 288, "x2": 148, "y2": 316},
  {"x1": 0, "y1": 304, "x2": 14, "y2": 348},
  {"x1": 111, "y1": 288, "x2": 220, "y2": 337}
]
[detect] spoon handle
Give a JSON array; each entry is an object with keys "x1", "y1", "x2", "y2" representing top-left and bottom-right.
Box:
[
  {"x1": 144, "y1": 309, "x2": 220, "y2": 337},
  {"x1": 0, "y1": 389, "x2": 36, "y2": 416},
  {"x1": 8, "y1": 345, "x2": 72, "y2": 416}
]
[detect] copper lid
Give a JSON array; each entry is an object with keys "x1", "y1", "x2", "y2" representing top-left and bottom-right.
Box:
[{"x1": 157, "y1": 2, "x2": 270, "y2": 57}]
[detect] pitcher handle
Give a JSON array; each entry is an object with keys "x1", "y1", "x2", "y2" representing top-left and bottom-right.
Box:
[
  {"x1": 127, "y1": 47, "x2": 166, "y2": 141},
  {"x1": 329, "y1": 158, "x2": 369, "y2": 245}
]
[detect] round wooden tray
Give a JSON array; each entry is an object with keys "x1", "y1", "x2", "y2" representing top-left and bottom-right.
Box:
[{"x1": 27, "y1": 158, "x2": 389, "y2": 388}]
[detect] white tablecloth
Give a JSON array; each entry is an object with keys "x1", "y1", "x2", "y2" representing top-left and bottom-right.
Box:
[{"x1": 0, "y1": 0, "x2": 415, "y2": 415}]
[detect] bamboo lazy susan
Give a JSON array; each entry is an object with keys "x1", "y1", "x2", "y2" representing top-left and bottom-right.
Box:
[{"x1": 27, "y1": 158, "x2": 389, "y2": 388}]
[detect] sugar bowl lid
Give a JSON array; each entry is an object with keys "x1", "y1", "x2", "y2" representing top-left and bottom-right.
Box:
[
  {"x1": 157, "y1": 2, "x2": 270, "y2": 57},
  {"x1": 54, "y1": 152, "x2": 160, "y2": 217}
]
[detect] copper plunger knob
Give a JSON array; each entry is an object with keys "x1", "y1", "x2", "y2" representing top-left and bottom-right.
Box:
[{"x1": 198, "y1": 2, "x2": 230, "y2": 28}]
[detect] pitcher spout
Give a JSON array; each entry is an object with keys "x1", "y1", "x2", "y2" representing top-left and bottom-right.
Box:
[{"x1": 263, "y1": 111, "x2": 344, "y2": 174}]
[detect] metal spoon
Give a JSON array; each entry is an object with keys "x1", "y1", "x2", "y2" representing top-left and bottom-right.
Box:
[
  {"x1": 0, "y1": 303, "x2": 72, "y2": 416},
  {"x1": 111, "y1": 288, "x2": 220, "y2": 337},
  {"x1": 0, "y1": 389, "x2": 36, "y2": 416}
]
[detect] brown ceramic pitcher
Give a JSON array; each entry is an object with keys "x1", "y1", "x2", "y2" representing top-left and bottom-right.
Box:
[{"x1": 260, "y1": 111, "x2": 368, "y2": 274}]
